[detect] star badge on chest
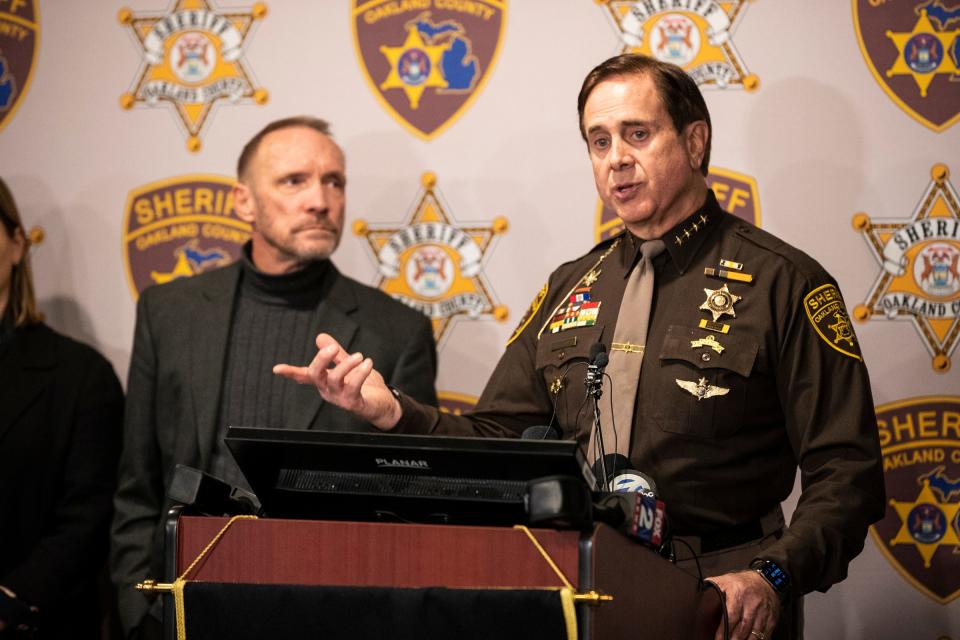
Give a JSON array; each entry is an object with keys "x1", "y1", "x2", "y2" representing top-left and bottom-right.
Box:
[
  {"x1": 700, "y1": 284, "x2": 741, "y2": 322},
  {"x1": 676, "y1": 377, "x2": 730, "y2": 400}
]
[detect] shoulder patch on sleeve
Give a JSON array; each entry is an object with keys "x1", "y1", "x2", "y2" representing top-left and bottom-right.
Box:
[
  {"x1": 507, "y1": 282, "x2": 549, "y2": 346},
  {"x1": 803, "y1": 284, "x2": 862, "y2": 360}
]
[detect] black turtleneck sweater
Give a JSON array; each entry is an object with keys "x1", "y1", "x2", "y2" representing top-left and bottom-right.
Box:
[{"x1": 209, "y1": 249, "x2": 330, "y2": 488}]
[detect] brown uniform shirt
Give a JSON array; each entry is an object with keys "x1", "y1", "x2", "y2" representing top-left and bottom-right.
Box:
[{"x1": 395, "y1": 191, "x2": 885, "y2": 596}]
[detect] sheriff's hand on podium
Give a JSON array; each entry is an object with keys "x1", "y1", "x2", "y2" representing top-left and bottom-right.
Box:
[
  {"x1": 274, "y1": 333, "x2": 401, "y2": 430},
  {"x1": 705, "y1": 570, "x2": 780, "y2": 640}
]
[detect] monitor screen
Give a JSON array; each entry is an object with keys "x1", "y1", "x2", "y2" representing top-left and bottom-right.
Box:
[{"x1": 225, "y1": 427, "x2": 594, "y2": 525}]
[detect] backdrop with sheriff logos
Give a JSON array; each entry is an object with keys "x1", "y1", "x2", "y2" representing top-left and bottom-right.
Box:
[{"x1": 1, "y1": 1, "x2": 958, "y2": 637}]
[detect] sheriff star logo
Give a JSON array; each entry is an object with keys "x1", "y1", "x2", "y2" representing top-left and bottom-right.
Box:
[
  {"x1": 596, "y1": 0, "x2": 759, "y2": 90},
  {"x1": 853, "y1": 163, "x2": 960, "y2": 373},
  {"x1": 353, "y1": 172, "x2": 508, "y2": 346},
  {"x1": 118, "y1": 0, "x2": 268, "y2": 152},
  {"x1": 700, "y1": 283, "x2": 741, "y2": 322}
]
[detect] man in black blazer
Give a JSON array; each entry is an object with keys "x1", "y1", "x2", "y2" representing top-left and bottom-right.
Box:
[{"x1": 109, "y1": 117, "x2": 438, "y2": 638}]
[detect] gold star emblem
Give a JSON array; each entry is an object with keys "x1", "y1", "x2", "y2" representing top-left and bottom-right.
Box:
[
  {"x1": 888, "y1": 480, "x2": 960, "y2": 568},
  {"x1": 582, "y1": 269, "x2": 601, "y2": 286},
  {"x1": 828, "y1": 311, "x2": 855, "y2": 347},
  {"x1": 354, "y1": 172, "x2": 508, "y2": 345},
  {"x1": 118, "y1": 0, "x2": 268, "y2": 152},
  {"x1": 378, "y1": 24, "x2": 448, "y2": 110},
  {"x1": 700, "y1": 283, "x2": 741, "y2": 322},
  {"x1": 885, "y1": 10, "x2": 960, "y2": 98}
]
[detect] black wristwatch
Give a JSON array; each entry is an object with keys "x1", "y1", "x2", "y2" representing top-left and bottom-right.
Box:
[{"x1": 750, "y1": 558, "x2": 791, "y2": 601}]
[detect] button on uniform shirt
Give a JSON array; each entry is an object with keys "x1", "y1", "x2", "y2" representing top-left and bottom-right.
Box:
[{"x1": 393, "y1": 191, "x2": 885, "y2": 598}]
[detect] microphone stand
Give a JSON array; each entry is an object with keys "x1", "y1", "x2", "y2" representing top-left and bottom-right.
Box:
[{"x1": 585, "y1": 352, "x2": 609, "y2": 491}]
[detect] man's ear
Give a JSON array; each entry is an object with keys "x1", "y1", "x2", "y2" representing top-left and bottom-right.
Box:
[
  {"x1": 233, "y1": 182, "x2": 256, "y2": 226},
  {"x1": 684, "y1": 120, "x2": 709, "y2": 171}
]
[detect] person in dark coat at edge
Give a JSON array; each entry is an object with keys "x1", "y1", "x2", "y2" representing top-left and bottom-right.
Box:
[{"x1": 0, "y1": 177, "x2": 124, "y2": 639}]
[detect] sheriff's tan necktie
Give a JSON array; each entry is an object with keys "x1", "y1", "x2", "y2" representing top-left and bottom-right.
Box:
[{"x1": 588, "y1": 239, "x2": 665, "y2": 465}]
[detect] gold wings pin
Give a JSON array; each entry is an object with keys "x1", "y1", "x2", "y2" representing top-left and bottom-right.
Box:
[{"x1": 676, "y1": 377, "x2": 730, "y2": 401}]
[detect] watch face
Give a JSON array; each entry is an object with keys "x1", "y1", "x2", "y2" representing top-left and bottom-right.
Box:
[{"x1": 754, "y1": 559, "x2": 790, "y2": 594}]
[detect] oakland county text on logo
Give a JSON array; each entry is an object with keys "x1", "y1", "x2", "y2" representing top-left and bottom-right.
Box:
[
  {"x1": 354, "y1": 171, "x2": 508, "y2": 346},
  {"x1": 853, "y1": 163, "x2": 960, "y2": 373},
  {"x1": 118, "y1": 0, "x2": 268, "y2": 151}
]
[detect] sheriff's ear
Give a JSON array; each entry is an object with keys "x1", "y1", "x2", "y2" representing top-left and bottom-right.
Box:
[{"x1": 684, "y1": 120, "x2": 709, "y2": 171}]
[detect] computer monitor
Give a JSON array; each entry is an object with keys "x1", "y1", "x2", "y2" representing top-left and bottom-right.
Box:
[{"x1": 225, "y1": 426, "x2": 594, "y2": 525}]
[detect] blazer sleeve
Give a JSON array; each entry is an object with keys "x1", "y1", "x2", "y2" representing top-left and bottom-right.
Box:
[
  {"x1": 110, "y1": 291, "x2": 166, "y2": 634},
  {"x1": 385, "y1": 312, "x2": 439, "y2": 408}
]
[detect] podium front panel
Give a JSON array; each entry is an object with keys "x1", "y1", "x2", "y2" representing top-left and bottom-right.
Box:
[{"x1": 176, "y1": 516, "x2": 581, "y2": 589}]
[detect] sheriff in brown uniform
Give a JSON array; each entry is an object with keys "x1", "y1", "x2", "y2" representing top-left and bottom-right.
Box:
[{"x1": 277, "y1": 54, "x2": 885, "y2": 640}]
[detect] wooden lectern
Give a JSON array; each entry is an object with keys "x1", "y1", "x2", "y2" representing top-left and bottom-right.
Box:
[{"x1": 167, "y1": 514, "x2": 722, "y2": 639}]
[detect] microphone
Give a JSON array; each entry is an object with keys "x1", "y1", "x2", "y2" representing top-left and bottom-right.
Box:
[
  {"x1": 625, "y1": 491, "x2": 667, "y2": 547},
  {"x1": 591, "y1": 454, "x2": 659, "y2": 496},
  {"x1": 584, "y1": 343, "x2": 608, "y2": 393},
  {"x1": 521, "y1": 425, "x2": 561, "y2": 440},
  {"x1": 590, "y1": 456, "x2": 669, "y2": 550},
  {"x1": 593, "y1": 491, "x2": 667, "y2": 549},
  {"x1": 590, "y1": 342, "x2": 604, "y2": 361}
]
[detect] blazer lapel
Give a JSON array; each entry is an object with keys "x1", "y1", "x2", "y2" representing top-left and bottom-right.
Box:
[
  {"x1": 284, "y1": 266, "x2": 359, "y2": 430},
  {"x1": 0, "y1": 326, "x2": 53, "y2": 446},
  {"x1": 191, "y1": 264, "x2": 241, "y2": 469}
]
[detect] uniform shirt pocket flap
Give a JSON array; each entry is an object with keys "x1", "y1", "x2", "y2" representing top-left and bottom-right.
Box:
[
  {"x1": 658, "y1": 324, "x2": 758, "y2": 378},
  {"x1": 535, "y1": 325, "x2": 605, "y2": 369}
]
